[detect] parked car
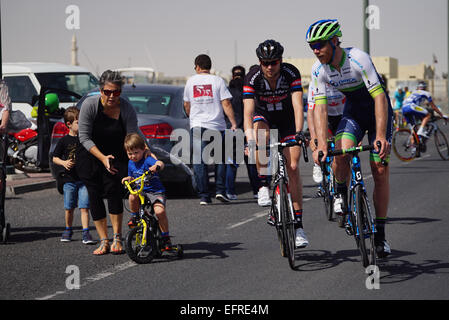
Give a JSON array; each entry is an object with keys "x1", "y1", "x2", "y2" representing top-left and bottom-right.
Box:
[
  {"x1": 49, "y1": 84, "x2": 201, "y2": 194},
  {"x1": 2, "y1": 62, "x2": 99, "y2": 123}
]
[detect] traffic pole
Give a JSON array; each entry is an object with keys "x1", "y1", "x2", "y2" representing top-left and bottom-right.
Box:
[{"x1": 363, "y1": 0, "x2": 370, "y2": 54}]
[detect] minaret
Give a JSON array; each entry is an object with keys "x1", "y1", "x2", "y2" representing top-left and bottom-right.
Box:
[{"x1": 71, "y1": 34, "x2": 79, "y2": 66}]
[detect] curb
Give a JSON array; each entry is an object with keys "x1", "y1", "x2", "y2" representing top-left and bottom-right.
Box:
[{"x1": 6, "y1": 180, "x2": 56, "y2": 196}]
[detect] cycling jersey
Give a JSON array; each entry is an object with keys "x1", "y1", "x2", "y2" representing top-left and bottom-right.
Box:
[
  {"x1": 243, "y1": 63, "x2": 303, "y2": 140},
  {"x1": 308, "y1": 81, "x2": 345, "y2": 135},
  {"x1": 307, "y1": 81, "x2": 345, "y2": 116},
  {"x1": 402, "y1": 90, "x2": 433, "y2": 106},
  {"x1": 310, "y1": 47, "x2": 393, "y2": 162},
  {"x1": 402, "y1": 90, "x2": 433, "y2": 125}
]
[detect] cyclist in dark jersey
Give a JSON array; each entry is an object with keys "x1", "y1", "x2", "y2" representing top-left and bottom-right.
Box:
[{"x1": 243, "y1": 39, "x2": 309, "y2": 248}]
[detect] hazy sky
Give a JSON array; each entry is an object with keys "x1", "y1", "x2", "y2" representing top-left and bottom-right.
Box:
[{"x1": 2, "y1": 0, "x2": 448, "y2": 78}]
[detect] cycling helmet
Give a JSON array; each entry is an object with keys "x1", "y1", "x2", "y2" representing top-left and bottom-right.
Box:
[
  {"x1": 306, "y1": 19, "x2": 342, "y2": 43},
  {"x1": 256, "y1": 40, "x2": 284, "y2": 60},
  {"x1": 45, "y1": 93, "x2": 60, "y2": 113},
  {"x1": 417, "y1": 81, "x2": 427, "y2": 90}
]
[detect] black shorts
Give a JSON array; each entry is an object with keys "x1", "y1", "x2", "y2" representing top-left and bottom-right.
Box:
[
  {"x1": 253, "y1": 109, "x2": 296, "y2": 142},
  {"x1": 328, "y1": 115, "x2": 342, "y2": 136}
]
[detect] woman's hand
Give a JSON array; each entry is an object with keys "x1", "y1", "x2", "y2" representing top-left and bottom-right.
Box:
[{"x1": 102, "y1": 154, "x2": 118, "y2": 175}]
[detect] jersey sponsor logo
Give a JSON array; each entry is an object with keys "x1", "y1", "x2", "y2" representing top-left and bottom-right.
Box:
[
  {"x1": 290, "y1": 79, "x2": 302, "y2": 87},
  {"x1": 243, "y1": 86, "x2": 255, "y2": 94},
  {"x1": 260, "y1": 94, "x2": 288, "y2": 104},
  {"x1": 193, "y1": 84, "x2": 213, "y2": 98}
]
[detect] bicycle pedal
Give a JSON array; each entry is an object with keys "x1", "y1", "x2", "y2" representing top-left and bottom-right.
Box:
[{"x1": 345, "y1": 224, "x2": 353, "y2": 236}]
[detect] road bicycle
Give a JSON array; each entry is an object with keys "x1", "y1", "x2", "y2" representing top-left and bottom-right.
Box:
[
  {"x1": 269, "y1": 135, "x2": 308, "y2": 270},
  {"x1": 392, "y1": 112, "x2": 449, "y2": 161},
  {"x1": 316, "y1": 138, "x2": 336, "y2": 222},
  {"x1": 124, "y1": 170, "x2": 183, "y2": 264},
  {"x1": 319, "y1": 142, "x2": 382, "y2": 268},
  {"x1": 0, "y1": 134, "x2": 10, "y2": 244}
]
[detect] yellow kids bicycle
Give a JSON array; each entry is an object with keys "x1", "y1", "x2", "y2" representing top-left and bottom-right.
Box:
[{"x1": 124, "y1": 170, "x2": 183, "y2": 264}]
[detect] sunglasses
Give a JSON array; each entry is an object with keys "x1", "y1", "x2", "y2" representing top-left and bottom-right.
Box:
[
  {"x1": 309, "y1": 41, "x2": 328, "y2": 51},
  {"x1": 101, "y1": 89, "x2": 121, "y2": 97},
  {"x1": 260, "y1": 60, "x2": 280, "y2": 67}
]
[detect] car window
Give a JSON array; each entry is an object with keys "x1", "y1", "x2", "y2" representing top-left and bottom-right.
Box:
[
  {"x1": 122, "y1": 93, "x2": 172, "y2": 115},
  {"x1": 3, "y1": 76, "x2": 38, "y2": 103},
  {"x1": 35, "y1": 72, "x2": 99, "y2": 103}
]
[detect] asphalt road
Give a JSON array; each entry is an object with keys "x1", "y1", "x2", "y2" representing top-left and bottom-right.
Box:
[{"x1": 1, "y1": 124, "x2": 449, "y2": 304}]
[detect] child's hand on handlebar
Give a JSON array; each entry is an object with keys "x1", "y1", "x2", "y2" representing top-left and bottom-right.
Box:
[{"x1": 121, "y1": 176, "x2": 132, "y2": 185}]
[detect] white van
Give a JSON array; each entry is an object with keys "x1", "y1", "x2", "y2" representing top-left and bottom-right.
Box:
[{"x1": 2, "y1": 62, "x2": 98, "y2": 120}]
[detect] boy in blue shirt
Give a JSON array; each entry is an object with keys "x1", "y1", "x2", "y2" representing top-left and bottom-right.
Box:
[{"x1": 121, "y1": 133, "x2": 172, "y2": 250}]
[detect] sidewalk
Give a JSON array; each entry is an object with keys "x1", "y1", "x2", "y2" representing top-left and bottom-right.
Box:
[{"x1": 5, "y1": 171, "x2": 56, "y2": 196}]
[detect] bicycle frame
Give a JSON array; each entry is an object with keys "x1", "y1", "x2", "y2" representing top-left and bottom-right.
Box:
[{"x1": 124, "y1": 170, "x2": 155, "y2": 246}]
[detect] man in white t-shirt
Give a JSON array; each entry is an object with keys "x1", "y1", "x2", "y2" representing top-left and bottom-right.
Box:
[{"x1": 183, "y1": 54, "x2": 237, "y2": 205}]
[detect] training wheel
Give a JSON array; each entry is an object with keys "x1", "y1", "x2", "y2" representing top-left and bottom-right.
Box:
[{"x1": 176, "y1": 244, "x2": 184, "y2": 258}]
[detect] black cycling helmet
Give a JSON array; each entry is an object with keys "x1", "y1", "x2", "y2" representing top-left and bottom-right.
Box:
[{"x1": 256, "y1": 40, "x2": 284, "y2": 60}]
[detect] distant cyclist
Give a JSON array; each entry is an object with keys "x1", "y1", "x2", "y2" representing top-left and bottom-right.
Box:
[
  {"x1": 306, "y1": 19, "x2": 393, "y2": 258},
  {"x1": 402, "y1": 81, "x2": 446, "y2": 140},
  {"x1": 307, "y1": 80, "x2": 345, "y2": 186},
  {"x1": 243, "y1": 39, "x2": 309, "y2": 248}
]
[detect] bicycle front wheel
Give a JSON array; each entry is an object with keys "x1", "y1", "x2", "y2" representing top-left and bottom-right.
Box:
[
  {"x1": 434, "y1": 129, "x2": 449, "y2": 160},
  {"x1": 272, "y1": 184, "x2": 286, "y2": 258},
  {"x1": 322, "y1": 169, "x2": 334, "y2": 221},
  {"x1": 392, "y1": 128, "x2": 417, "y2": 161},
  {"x1": 280, "y1": 179, "x2": 296, "y2": 270},
  {"x1": 125, "y1": 221, "x2": 156, "y2": 264},
  {"x1": 355, "y1": 186, "x2": 376, "y2": 268}
]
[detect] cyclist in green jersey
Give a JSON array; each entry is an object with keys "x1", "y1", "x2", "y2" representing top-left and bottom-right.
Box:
[{"x1": 306, "y1": 19, "x2": 393, "y2": 258}]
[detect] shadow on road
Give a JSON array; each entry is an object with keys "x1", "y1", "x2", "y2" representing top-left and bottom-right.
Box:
[
  {"x1": 177, "y1": 241, "x2": 244, "y2": 260},
  {"x1": 289, "y1": 249, "x2": 362, "y2": 272},
  {"x1": 387, "y1": 217, "x2": 440, "y2": 225},
  {"x1": 6, "y1": 226, "x2": 92, "y2": 243},
  {"x1": 378, "y1": 249, "x2": 449, "y2": 285}
]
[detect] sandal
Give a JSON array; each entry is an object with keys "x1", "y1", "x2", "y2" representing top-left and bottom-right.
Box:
[
  {"x1": 93, "y1": 238, "x2": 110, "y2": 256},
  {"x1": 111, "y1": 233, "x2": 125, "y2": 255}
]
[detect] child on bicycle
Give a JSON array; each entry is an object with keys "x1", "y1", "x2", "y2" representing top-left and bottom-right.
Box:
[
  {"x1": 121, "y1": 133, "x2": 172, "y2": 250},
  {"x1": 53, "y1": 107, "x2": 95, "y2": 244}
]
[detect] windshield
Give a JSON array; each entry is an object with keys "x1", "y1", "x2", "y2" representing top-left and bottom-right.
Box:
[
  {"x1": 122, "y1": 92, "x2": 173, "y2": 116},
  {"x1": 35, "y1": 72, "x2": 99, "y2": 102}
]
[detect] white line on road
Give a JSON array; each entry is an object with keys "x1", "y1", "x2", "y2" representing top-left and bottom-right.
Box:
[
  {"x1": 226, "y1": 198, "x2": 313, "y2": 230},
  {"x1": 36, "y1": 261, "x2": 137, "y2": 300}
]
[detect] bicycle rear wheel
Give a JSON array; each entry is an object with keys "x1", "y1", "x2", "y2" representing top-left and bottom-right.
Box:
[
  {"x1": 392, "y1": 128, "x2": 417, "y2": 161},
  {"x1": 280, "y1": 179, "x2": 296, "y2": 270},
  {"x1": 125, "y1": 220, "x2": 156, "y2": 264},
  {"x1": 434, "y1": 129, "x2": 449, "y2": 160},
  {"x1": 355, "y1": 186, "x2": 376, "y2": 268}
]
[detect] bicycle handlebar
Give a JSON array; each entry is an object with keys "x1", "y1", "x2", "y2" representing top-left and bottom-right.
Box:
[
  {"x1": 124, "y1": 170, "x2": 154, "y2": 195},
  {"x1": 318, "y1": 141, "x2": 388, "y2": 166},
  {"x1": 269, "y1": 137, "x2": 309, "y2": 163}
]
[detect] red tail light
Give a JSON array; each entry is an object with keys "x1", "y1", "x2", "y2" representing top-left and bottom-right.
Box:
[
  {"x1": 140, "y1": 123, "x2": 173, "y2": 139},
  {"x1": 51, "y1": 122, "x2": 69, "y2": 139}
]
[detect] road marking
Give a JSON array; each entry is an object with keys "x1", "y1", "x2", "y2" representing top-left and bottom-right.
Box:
[
  {"x1": 36, "y1": 261, "x2": 137, "y2": 300},
  {"x1": 227, "y1": 198, "x2": 312, "y2": 230}
]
